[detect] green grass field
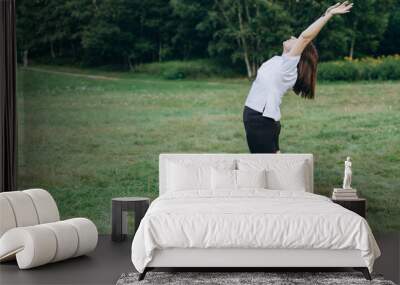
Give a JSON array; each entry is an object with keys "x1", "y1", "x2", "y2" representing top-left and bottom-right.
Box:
[{"x1": 17, "y1": 66, "x2": 400, "y2": 233}]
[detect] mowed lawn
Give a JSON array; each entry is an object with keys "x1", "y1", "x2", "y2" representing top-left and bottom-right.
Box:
[{"x1": 17, "y1": 66, "x2": 400, "y2": 233}]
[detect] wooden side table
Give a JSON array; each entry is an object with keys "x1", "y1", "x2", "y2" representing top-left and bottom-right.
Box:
[
  {"x1": 332, "y1": 198, "x2": 366, "y2": 218},
  {"x1": 112, "y1": 197, "x2": 150, "y2": 242}
]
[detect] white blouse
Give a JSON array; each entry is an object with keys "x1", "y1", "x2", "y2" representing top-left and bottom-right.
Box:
[{"x1": 244, "y1": 54, "x2": 301, "y2": 121}]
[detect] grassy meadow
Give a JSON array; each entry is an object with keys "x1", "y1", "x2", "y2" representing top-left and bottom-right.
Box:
[{"x1": 16, "y1": 65, "x2": 400, "y2": 233}]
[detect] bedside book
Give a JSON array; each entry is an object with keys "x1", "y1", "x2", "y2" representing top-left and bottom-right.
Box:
[
  {"x1": 333, "y1": 188, "x2": 357, "y2": 193},
  {"x1": 332, "y1": 195, "x2": 359, "y2": 200},
  {"x1": 332, "y1": 188, "x2": 358, "y2": 200}
]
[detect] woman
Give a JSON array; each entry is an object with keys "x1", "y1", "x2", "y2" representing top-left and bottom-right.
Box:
[{"x1": 243, "y1": 2, "x2": 353, "y2": 153}]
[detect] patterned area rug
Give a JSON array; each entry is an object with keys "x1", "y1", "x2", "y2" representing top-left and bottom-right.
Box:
[{"x1": 116, "y1": 272, "x2": 396, "y2": 285}]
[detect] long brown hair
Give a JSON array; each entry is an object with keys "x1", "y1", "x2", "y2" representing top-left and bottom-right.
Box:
[{"x1": 293, "y1": 42, "x2": 318, "y2": 99}]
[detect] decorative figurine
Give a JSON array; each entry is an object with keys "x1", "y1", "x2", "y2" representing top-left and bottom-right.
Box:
[{"x1": 342, "y1": 156, "x2": 352, "y2": 189}]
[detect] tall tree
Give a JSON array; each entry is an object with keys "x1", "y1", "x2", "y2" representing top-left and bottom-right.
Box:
[
  {"x1": 170, "y1": 0, "x2": 213, "y2": 60},
  {"x1": 345, "y1": 0, "x2": 393, "y2": 58},
  {"x1": 80, "y1": 0, "x2": 179, "y2": 68},
  {"x1": 62, "y1": 0, "x2": 94, "y2": 60},
  {"x1": 15, "y1": 0, "x2": 399, "y2": 70},
  {"x1": 209, "y1": 0, "x2": 292, "y2": 78},
  {"x1": 283, "y1": 0, "x2": 352, "y2": 61},
  {"x1": 16, "y1": 0, "x2": 45, "y2": 66},
  {"x1": 80, "y1": 0, "x2": 137, "y2": 67},
  {"x1": 378, "y1": 0, "x2": 400, "y2": 55}
]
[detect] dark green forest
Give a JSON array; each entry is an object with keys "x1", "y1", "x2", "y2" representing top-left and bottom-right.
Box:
[{"x1": 17, "y1": 0, "x2": 400, "y2": 77}]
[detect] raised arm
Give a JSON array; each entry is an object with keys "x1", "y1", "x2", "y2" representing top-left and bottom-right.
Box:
[{"x1": 288, "y1": 1, "x2": 353, "y2": 57}]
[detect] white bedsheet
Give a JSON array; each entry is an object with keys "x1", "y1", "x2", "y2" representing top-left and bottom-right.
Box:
[{"x1": 131, "y1": 190, "x2": 380, "y2": 273}]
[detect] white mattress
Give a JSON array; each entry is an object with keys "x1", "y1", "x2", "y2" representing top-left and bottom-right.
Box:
[{"x1": 131, "y1": 190, "x2": 380, "y2": 273}]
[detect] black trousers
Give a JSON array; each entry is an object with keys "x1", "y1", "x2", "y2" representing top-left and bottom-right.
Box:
[{"x1": 243, "y1": 106, "x2": 281, "y2": 153}]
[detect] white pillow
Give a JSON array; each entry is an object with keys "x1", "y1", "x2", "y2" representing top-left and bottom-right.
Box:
[
  {"x1": 238, "y1": 159, "x2": 309, "y2": 191},
  {"x1": 166, "y1": 160, "x2": 235, "y2": 192},
  {"x1": 211, "y1": 169, "x2": 268, "y2": 191},
  {"x1": 211, "y1": 168, "x2": 236, "y2": 190},
  {"x1": 167, "y1": 162, "x2": 210, "y2": 191},
  {"x1": 237, "y1": 169, "x2": 267, "y2": 189},
  {"x1": 266, "y1": 163, "x2": 307, "y2": 191}
]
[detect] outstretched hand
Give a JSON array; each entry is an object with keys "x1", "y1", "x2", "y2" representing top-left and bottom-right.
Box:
[
  {"x1": 287, "y1": 1, "x2": 353, "y2": 57},
  {"x1": 325, "y1": 1, "x2": 353, "y2": 16}
]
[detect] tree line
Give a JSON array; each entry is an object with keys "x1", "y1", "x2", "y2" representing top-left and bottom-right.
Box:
[{"x1": 17, "y1": 0, "x2": 399, "y2": 77}]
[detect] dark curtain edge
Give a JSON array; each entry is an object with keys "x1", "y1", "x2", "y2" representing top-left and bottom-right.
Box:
[{"x1": 0, "y1": 0, "x2": 17, "y2": 192}]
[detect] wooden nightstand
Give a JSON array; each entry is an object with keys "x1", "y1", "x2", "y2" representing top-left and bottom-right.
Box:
[{"x1": 332, "y1": 198, "x2": 366, "y2": 218}]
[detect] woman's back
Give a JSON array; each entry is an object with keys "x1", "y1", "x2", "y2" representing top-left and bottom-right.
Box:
[{"x1": 245, "y1": 54, "x2": 300, "y2": 122}]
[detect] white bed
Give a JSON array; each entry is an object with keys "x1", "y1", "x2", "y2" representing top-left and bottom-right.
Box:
[{"x1": 131, "y1": 154, "x2": 380, "y2": 280}]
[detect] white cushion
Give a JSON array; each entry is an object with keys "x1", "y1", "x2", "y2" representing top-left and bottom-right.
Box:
[
  {"x1": 237, "y1": 169, "x2": 267, "y2": 189},
  {"x1": 0, "y1": 226, "x2": 57, "y2": 269},
  {"x1": 1, "y1": 191, "x2": 39, "y2": 227},
  {"x1": 266, "y1": 163, "x2": 307, "y2": 191},
  {"x1": 64, "y1": 218, "x2": 98, "y2": 257},
  {"x1": 211, "y1": 168, "x2": 236, "y2": 190},
  {"x1": 0, "y1": 189, "x2": 59, "y2": 237},
  {"x1": 211, "y1": 169, "x2": 268, "y2": 191},
  {"x1": 167, "y1": 160, "x2": 235, "y2": 192},
  {"x1": 167, "y1": 162, "x2": 210, "y2": 191},
  {"x1": 42, "y1": 221, "x2": 79, "y2": 262},
  {"x1": 23, "y1": 189, "x2": 59, "y2": 223},
  {"x1": 0, "y1": 196, "x2": 17, "y2": 237},
  {"x1": 238, "y1": 159, "x2": 309, "y2": 191}
]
